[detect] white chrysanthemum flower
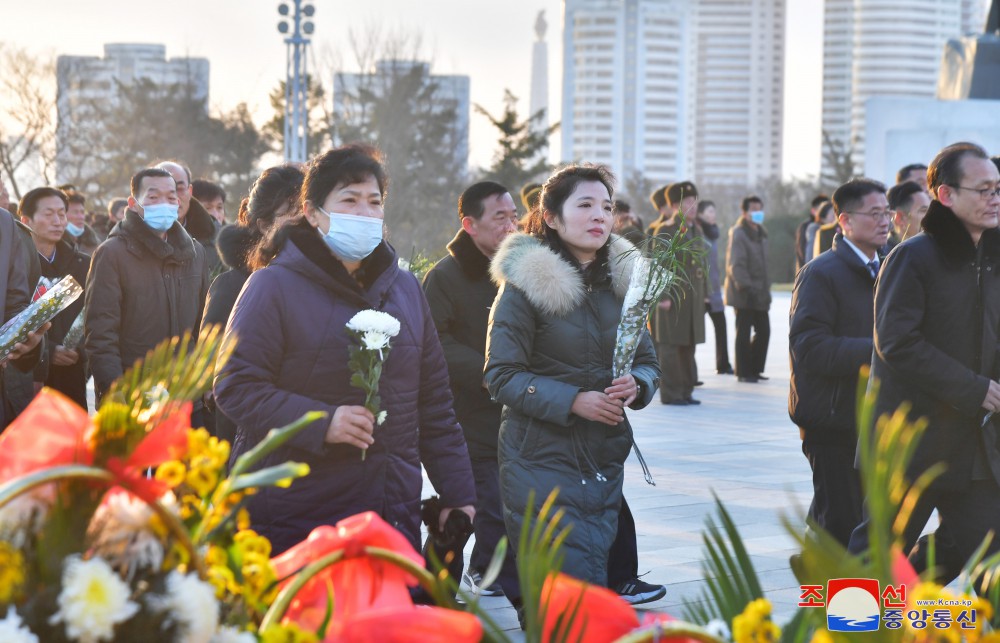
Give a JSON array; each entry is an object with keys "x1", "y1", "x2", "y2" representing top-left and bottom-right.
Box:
[
  {"x1": 361, "y1": 330, "x2": 391, "y2": 351},
  {"x1": 210, "y1": 625, "x2": 257, "y2": 643},
  {"x1": 377, "y1": 410, "x2": 388, "y2": 425},
  {"x1": 705, "y1": 618, "x2": 731, "y2": 641},
  {"x1": 49, "y1": 556, "x2": 139, "y2": 643},
  {"x1": 0, "y1": 607, "x2": 39, "y2": 643},
  {"x1": 88, "y1": 492, "x2": 165, "y2": 579},
  {"x1": 0, "y1": 487, "x2": 53, "y2": 548},
  {"x1": 347, "y1": 309, "x2": 401, "y2": 338},
  {"x1": 147, "y1": 571, "x2": 219, "y2": 643}
]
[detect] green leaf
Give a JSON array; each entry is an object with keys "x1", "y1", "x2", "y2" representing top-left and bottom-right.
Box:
[
  {"x1": 228, "y1": 411, "x2": 327, "y2": 478},
  {"x1": 228, "y1": 462, "x2": 311, "y2": 494}
]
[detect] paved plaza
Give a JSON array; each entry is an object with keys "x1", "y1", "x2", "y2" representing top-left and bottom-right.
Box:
[{"x1": 445, "y1": 291, "x2": 817, "y2": 633}]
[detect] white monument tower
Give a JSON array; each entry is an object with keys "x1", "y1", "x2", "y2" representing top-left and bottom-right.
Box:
[{"x1": 529, "y1": 11, "x2": 550, "y2": 147}]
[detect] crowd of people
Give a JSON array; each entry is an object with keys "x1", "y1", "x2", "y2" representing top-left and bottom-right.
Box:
[{"x1": 2, "y1": 139, "x2": 1000, "y2": 616}]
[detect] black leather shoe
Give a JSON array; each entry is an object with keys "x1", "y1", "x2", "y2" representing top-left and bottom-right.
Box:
[
  {"x1": 757, "y1": 374, "x2": 770, "y2": 380},
  {"x1": 717, "y1": 366, "x2": 734, "y2": 375},
  {"x1": 664, "y1": 399, "x2": 690, "y2": 406},
  {"x1": 685, "y1": 397, "x2": 702, "y2": 405},
  {"x1": 738, "y1": 376, "x2": 759, "y2": 383},
  {"x1": 694, "y1": 380, "x2": 704, "y2": 386}
]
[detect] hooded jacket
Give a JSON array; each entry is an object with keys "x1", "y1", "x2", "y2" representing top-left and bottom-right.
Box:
[
  {"x1": 871, "y1": 200, "x2": 1000, "y2": 490},
  {"x1": 214, "y1": 224, "x2": 476, "y2": 554},
  {"x1": 84, "y1": 210, "x2": 209, "y2": 398},
  {"x1": 485, "y1": 233, "x2": 659, "y2": 586}
]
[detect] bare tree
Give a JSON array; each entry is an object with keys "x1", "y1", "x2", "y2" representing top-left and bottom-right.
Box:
[
  {"x1": 821, "y1": 130, "x2": 857, "y2": 191},
  {"x1": 0, "y1": 45, "x2": 57, "y2": 199}
]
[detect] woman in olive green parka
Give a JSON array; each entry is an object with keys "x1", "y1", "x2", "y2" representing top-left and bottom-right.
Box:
[{"x1": 485, "y1": 165, "x2": 660, "y2": 587}]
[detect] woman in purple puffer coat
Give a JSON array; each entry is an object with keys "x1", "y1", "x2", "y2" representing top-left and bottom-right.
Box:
[{"x1": 214, "y1": 144, "x2": 475, "y2": 554}]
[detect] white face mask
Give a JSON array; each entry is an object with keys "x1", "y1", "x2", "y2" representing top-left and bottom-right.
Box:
[{"x1": 317, "y1": 206, "x2": 383, "y2": 261}]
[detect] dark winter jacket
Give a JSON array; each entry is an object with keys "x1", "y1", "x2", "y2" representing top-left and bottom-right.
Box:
[
  {"x1": 62, "y1": 222, "x2": 101, "y2": 256},
  {"x1": 185, "y1": 198, "x2": 221, "y2": 277},
  {"x1": 202, "y1": 224, "x2": 257, "y2": 444},
  {"x1": 422, "y1": 229, "x2": 501, "y2": 460},
  {"x1": 214, "y1": 224, "x2": 476, "y2": 554},
  {"x1": 0, "y1": 212, "x2": 42, "y2": 428},
  {"x1": 725, "y1": 217, "x2": 771, "y2": 311},
  {"x1": 795, "y1": 217, "x2": 812, "y2": 274},
  {"x1": 647, "y1": 215, "x2": 708, "y2": 346},
  {"x1": 701, "y1": 221, "x2": 724, "y2": 313},
  {"x1": 485, "y1": 233, "x2": 659, "y2": 586},
  {"x1": 789, "y1": 235, "x2": 877, "y2": 447},
  {"x1": 39, "y1": 240, "x2": 90, "y2": 409},
  {"x1": 84, "y1": 210, "x2": 209, "y2": 398},
  {"x1": 870, "y1": 201, "x2": 1000, "y2": 490}
]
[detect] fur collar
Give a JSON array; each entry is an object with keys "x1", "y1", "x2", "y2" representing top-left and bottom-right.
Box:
[
  {"x1": 447, "y1": 229, "x2": 491, "y2": 279},
  {"x1": 921, "y1": 199, "x2": 1000, "y2": 265},
  {"x1": 490, "y1": 233, "x2": 637, "y2": 316},
  {"x1": 217, "y1": 224, "x2": 257, "y2": 271},
  {"x1": 184, "y1": 198, "x2": 219, "y2": 243}
]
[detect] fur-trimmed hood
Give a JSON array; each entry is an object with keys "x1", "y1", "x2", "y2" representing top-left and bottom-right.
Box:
[
  {"x1": 216, "y1": 224, "x2": 257, "y2": 271},
  {"x1": 489, "y1": 233, "x2": 638, "y2": 316}
]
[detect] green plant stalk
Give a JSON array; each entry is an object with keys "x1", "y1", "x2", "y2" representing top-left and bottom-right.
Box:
[
  {"x1": 228, "y1": 411, "x2": 326, "y2": 478},
  {"x1": 0, "y1": 464, "x2": 206, "y2": 577},
  {"x1": 258, "y1": 550, "x2": 345, "y2": 631}
]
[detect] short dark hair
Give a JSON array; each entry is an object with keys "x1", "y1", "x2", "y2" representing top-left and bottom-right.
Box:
[
  {"x1": 991, "y1": 156, "x2": 1000, "y2": 176},
  {"x1": 63, "y1": 190, "x2": 86, "y2": 207},
  {"x1": 520, "y1": 183, "x2": 542, "y2": 211},
  {"x1": 303, "y1": 144, "x2": 387, "y2": 211},
  {"x1": 740, "y1": 195, "x2": 763, "y2": 213},
  {"x1": 887, "y1": 181, "x2": 924, "y2": 212},
  {"x1": 523, "y1": 164, "x2": 615, "y2": 239},
  {"x1": 192, "y1": 179, "x2": 226, "y2": 204},
  {"x1": 459, "y1": 181, "x2": 510, "y2": 220},
  {"x1": 649, "y1": 186, "x2": 668, "y2": 210},
  {"x1": 816, "y1": 201, "x2": 835, "y2": 222},
  {"x1": 831, "y1": 177, "x2": 887, "y2": 215},
  {"x1": 665, "y1": 181, "x2": 698, "y2": 207},
  {"x1": 19, "y1": 187, "x2": 67, "y2": 219},
  {"x1": 896, "y1": 163, "x2": 928, "y2": 185},
  {"x1": 927, "y1": 142, "x2": 989, "y2": 197},
  {"x1": 245, "y1": 164, "x2": 305, "y2": 228},
  {"x1": 131, "y1": 167, "x2": 175, "y2": 197},
  {"x1": 614, "y1": 199, "x2": 631, "y2": 214},
  {"x1": 810, "y1": 194, "x2": 830, "y2": 209},
  {"x1": 108, "y1": 198, "x2": 128, "y2": 217}
]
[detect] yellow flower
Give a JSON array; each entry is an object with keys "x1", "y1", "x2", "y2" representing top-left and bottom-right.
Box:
[
  {"x1": 185, "y1": 465, "x2": 219, "y2": 497},
  {"x1": 0, "y1": 541, "x2": 26, "y2": 603},
  {"x1": 155, "y1": 460, "x2": 187, "y2": 488},
  {"x1": 179, "y1": 493, "x2": 203, "y2": 521},
  {"x1": 206, "y1": 565, "x2": 239, "y2": 599},
  {"x1": 236, "y1": 508, "x2": 251, "y2": 531},
  {"x1": 188, "y1": 427, "x2": 211, "y2": 457},
  {"x1": 205, "y1": 545, "x2": 228, "y2": 568},
  {"x1": 260, "y1": 623, "x2": 319, "y2": 643},
  {"x1": 241, "y1": 552, "x2": 277, "y2": 602},
  {"x1": 234, "y1": 530, "x2": 272, "y2": 558},
  {"x1": 733, "y1": 599, "x2": 780, "y2": 643},
  {"x1": 810, "y1": 630, "x2": 833, "y2": 643}
]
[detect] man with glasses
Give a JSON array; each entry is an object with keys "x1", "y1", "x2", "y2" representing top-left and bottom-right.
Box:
[
  {"x1": 156, "y1": 161, "x2": 220, "y2": 274},
  {"x1": 789, "y1": 178, "x2": 889, "y2": 545},
  {"x1": 848, "y1": 142, "x2": 1000, "y2": 580}
]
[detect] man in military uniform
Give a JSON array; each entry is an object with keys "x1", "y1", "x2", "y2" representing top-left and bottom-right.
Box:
[{"x1": 647, "y1": 181, "x2": 708, "y2": 405}]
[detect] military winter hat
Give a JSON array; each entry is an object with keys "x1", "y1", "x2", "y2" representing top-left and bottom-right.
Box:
[
  {"x1": 649, "y1": 186, "x2": 669, "y2": 210},
  {"x1": 520, "y1": 183, "x2": 542, "y2": 211},
  {"x1": 666, "y1": 181, "x2": 698, "y2": 206}
]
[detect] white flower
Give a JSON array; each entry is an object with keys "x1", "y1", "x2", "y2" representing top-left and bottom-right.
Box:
[
  {"x1": 0, "y1": 607, "x2": 39, "y2": 643},
  {"x1": 705, "y1": 618, "x2": 731, "y2": 641},
  {"x1": 49, "y1": 555, "x2": 139, "y2": 643},
  {"x1": 346, "y1": 309, "x2": 401, "y2": 338},
  {"x1": 377, "y1": 410, "x2": 388, "y2": 425},
  {"x1": 88, "y1": 491, "x2": 166, "y2": 579},
  {"x1": 147, "y1": 570, "x2": 219, "y2": 643},
  {"x1": 210, "y1": 626, "x2": 257, "y2": 643},
  {"x1": 0, "y1": 487, "x2": 52, "y2": 548},
  {"x1": 361, "y1": 330, "x2": 391, "y2": 351}
]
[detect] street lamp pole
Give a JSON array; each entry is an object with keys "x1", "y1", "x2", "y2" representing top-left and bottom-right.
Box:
[{"x1": 278, "y1": 0, "x2": 315, "y2": 163}]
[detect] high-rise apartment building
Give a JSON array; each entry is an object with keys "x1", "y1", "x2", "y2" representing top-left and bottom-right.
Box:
[
  {"x1": 820, "y1": 0, "x2": 986, "y2": 181},
  {"x1": 561, "y1": 0, "x2": 784, "y2": 187},
  {"x1": 333, "y1": 60, "x2": 470, "y2": 170},
  {"x1": 56, "y1": 44, "x2": 209, "y2": 183},
  {"x1": 561, "y1": 0, "x2": 695, "y2": 186},
  {"x1": 692, "y1": 0, "x2": 785, "y2": 185}
]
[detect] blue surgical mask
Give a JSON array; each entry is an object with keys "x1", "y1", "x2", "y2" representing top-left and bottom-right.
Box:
[
  {"x1": 750, "y1": 210, "x2": 765, "y2": 225},
  {"x1": 141, "y1": 202, "x2": 179, "y2": 232},
  {"x1": 65, "y1": 222, "x2": 85, "y2": 238},
  {"x1": 317, "y1": 206, "x2": 383, "y2": 262}
]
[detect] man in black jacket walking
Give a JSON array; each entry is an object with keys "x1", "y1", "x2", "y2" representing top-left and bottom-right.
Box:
[
  {"x1": 847, "y1": 142, "x2": 1000, "y2": 572},
  {"x1": 423, "y1": 181, "x2": 519, "y2": 598},
  {"x1": 789, "y1": 178, "x2": 889, "y2": 545}
]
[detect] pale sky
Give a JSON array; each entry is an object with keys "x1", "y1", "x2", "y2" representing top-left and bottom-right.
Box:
[{"x1": 1, "y1": 0, "x2": 824, "y2": 181}]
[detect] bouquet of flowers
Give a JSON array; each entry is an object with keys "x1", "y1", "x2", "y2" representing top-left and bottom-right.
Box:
[
  {"x1": 345, "y1": 309, "x2": 401, "y2": 461},
  {"x1": 0, "y1": 276, "x2": 83, "y2": 361},
  {"x1": 61, "y1": 310, "x2": 86, "y2": 351}
]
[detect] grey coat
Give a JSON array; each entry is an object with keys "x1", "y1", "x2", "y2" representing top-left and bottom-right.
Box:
[
  {"x1": 724, "y1": 217, "x2": 771, "y2": 311},
  {"x1": 485, "y1": 233, "x2": 659, "y2": 586}
]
